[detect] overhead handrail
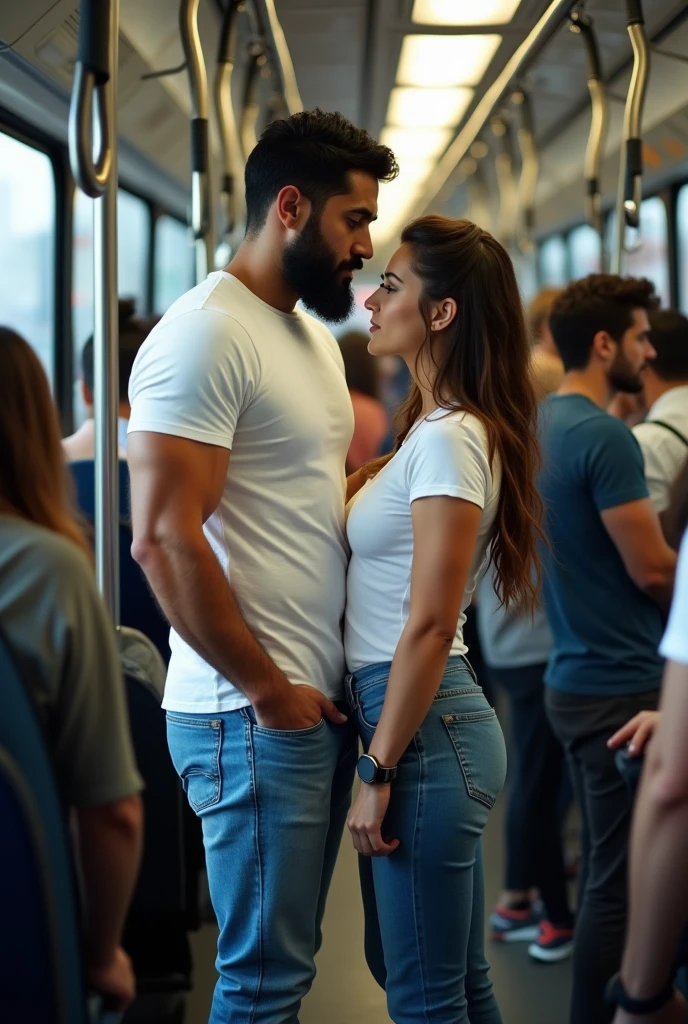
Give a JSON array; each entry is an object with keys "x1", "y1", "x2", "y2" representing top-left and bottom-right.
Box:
[
  {"x1": 252, "y1": 0, "x2": 303, "y2": 114},
  {"x1": 513, "y1": 89, "x2": 538, "y2": 254},
  {"x1": 612, "y1": 0, "x2": 650, "y2": 273},
  {"x1": 69, "y1": 0, "x2": 121, "y2": 620},
  {"x1": 570, "y1": 9, "x2": 608, "y2": 252},
  {"x1": 180, "y1": 0, "x2": 213, "y2": 282},
  {"x1": 68, "y1": 0, "x2": 114, "y2": 197},
  {"x1": 407, "y1": 0, "x2": 574, "y2": 226},
  {"x1": 215, "y1": 0, "x2": 244, "y2": 241},
  {"x1": 492, "y1": 116, "x2": 518, "y2": 247},
  {"x1": 241, "y1": 44, "x2": 266, "y2": 156}
]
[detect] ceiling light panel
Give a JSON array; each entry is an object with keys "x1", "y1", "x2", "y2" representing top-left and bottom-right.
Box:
[
  {"x1": 412, "y1": 0, "x2": 522, "y2": 25},
  {"x1": 381, "y1": 126, "x2": 452, "y2": 160},
  {"x1": 387, "y1": 87, "x2": 473, "y2": 128},
  {"x1": 397, "y1": 34, "x2": 502, "y2": 87}
]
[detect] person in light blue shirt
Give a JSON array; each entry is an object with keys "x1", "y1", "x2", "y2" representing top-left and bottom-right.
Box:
[{"x1": 539, "y1": 273, "x2": 677, "y2": 1024}]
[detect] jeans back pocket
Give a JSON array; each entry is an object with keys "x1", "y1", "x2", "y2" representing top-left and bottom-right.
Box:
[
  {"x1": 442, "y1": 709, "x2": 506, "y2": 810},
  {"x1": 166, "y1": 714, "x2": 223, "y2": 813}
]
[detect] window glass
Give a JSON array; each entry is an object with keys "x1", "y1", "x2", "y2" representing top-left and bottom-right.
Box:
[
  {"x1": 154, "y1": 215, "x2": 194, "y2": 313},
  {"x1": 538, "y1": 236, "x2": 568, "y2": 287},
  {"x1": 512, "y1": 251, "x2": 538, "y2": 304},
  {"x1": 677, "y1": 185, "x2": 688, "y2": 314},
  {"x1": 568, "y1": 224, "x2": 601, "y2": 279},
  {"x1": 606, "y1": 197, "x2": 670, "y2": 306},
  {"x1": 73, "y1": 188, "x2": 150, "y2": 422},
  {"x1": 0, "y1": 132, "x2": 55, "y2": 383}
]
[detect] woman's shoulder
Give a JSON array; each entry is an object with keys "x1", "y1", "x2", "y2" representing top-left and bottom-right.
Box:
[{"x1": 0, "y1": 515, "x2": 92, "y2": 591}]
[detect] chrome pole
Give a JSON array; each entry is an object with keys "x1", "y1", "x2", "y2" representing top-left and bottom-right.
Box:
[
  {"x1": 215, "y1": 0, "x2": 243, "y2": 246},
  {"x1": 612, "y1": 1, "x2": 650, "y2": 274},
  {"x1": 93, "y1": 0, "x2": 120, "y2": 622},
  {"x1": 180, "y1": 0, "x2": 212, "y2": 281},
  {"x1": 570, "y1": 11, "x2": 608, "y2": 262},
  {"x1": 253, "y1": 0, "x2": 302, "y2": 114}
]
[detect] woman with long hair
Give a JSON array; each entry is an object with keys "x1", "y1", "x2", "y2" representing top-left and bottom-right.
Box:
[
  {"x1": 345, "y1": 216, "x2": 543, "y2": 1024},
  {"x1": 0, "y1": 327, "x2": 142, "y2": 1012}
]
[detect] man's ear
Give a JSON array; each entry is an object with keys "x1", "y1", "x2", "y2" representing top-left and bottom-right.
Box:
[
  {"x1": 274, "y1": 185, "x2": 312, "y2": 232},
  {"x1": 591, "y1": 329, "x2": 617, "y2": 364}
]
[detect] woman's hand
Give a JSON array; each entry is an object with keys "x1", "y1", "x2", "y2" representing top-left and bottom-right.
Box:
[
  {"x1": 608, "y1": 711, "x2": 661, "y2": 756},
  {"x1": 347, "y1": 783, "x2": 400, "y2": 857}
]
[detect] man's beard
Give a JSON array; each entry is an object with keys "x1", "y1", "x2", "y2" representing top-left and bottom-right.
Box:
[
  {"x1": 609, "y1": 349, "x2": 645, "y2": 395},
  {"x1": 282, "y1": 214, "x2": 363, "y2": 323}
]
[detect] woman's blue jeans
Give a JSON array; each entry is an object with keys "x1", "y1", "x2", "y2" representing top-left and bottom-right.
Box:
[{"x1": 346, "y1": 656, "x2": 507, "y2": 1024}]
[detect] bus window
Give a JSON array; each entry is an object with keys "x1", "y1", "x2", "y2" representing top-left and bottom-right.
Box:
[
  {"x1": 154, "y1": 215, "x2": 194, "y2": 313},
  {"x1": 73, "y1": 188, "x2": 150, "y2": 422},
  {"x1": 606, "y1": 197, "x2": 670, "y2": 306},
  {"x1": 677, "y1": 185, "x2": 688, "y2": 314},
  {"x1": 0, "y1": 131, "x2": 55, "y2": 384},
  {"x1": 568, "y1": 224, "x2": 601, "y2": 279},
  {"x1": 538, "y1": 236, "x2": 567, "y2": 286}
]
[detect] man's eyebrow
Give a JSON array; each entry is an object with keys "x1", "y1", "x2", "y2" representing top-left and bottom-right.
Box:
[
  {"x1": 384, "y1": 271, "x2": 403, "y2": 283},
  {"x1": 347, "y1": 207, "x2": 377, "y2": 223}
]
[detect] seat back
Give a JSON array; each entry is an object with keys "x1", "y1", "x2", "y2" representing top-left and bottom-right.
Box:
[
  {"x1": 0, "y1": 627, "x2": 89, "y2": 1024},
  {"x1": 70, "y1": 460, "x2": 170, "y2": 662}
]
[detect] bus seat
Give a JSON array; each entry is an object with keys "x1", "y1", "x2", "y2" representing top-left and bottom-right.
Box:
[
  {"x1": 118, "y1": 627, "x2": 192, "y2": 995},
  {"x1": 70, "y1": 460, "x2": 171, "y2": 663},
  {"x1": 0, "y1": 625, "x2": 92, "y2": 1024}
]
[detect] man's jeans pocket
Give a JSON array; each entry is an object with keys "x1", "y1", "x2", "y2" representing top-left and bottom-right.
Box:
[{"x1": 167, "y1": 713, "x2": 223, "y2": 813}]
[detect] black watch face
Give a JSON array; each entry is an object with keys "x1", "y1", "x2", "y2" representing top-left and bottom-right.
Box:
[{"x1": 358, "y1": 755, "x2": 377, "y2": 784}]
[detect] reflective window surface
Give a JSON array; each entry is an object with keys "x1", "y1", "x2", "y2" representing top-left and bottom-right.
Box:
[
  {"x1": 0, "y1": 132, "x2": 55, "y2": 383},
  {"x1": 154, "y1": 215, "x2": 194, "y2": 313},
  {"x1": 538, "y1": 236, "x2": 568, "y2": 287}
]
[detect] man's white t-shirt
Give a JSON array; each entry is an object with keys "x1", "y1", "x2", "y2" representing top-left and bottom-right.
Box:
[
  {"x1": 344, "y1": 410, "x2": 501, "y2": 672},
  {"x1": 660, "y1": 531, "x2": 688, "y2": 665},
  {"x1": 128, "y1": 271, "x2": 354, "y2": 713}
]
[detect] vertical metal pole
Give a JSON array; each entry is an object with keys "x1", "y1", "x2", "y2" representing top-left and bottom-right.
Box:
[{"x1": 94, "y1": 0, "x2": 120, "y2": 623}]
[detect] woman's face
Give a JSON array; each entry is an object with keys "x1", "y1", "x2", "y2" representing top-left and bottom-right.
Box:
[{"x1": 365, "y1": 244, "x2": 428, "y2": 362}]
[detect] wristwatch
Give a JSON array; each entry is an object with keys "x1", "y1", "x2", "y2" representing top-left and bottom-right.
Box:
[
  {"x1": 357, "y1": 753, "x2": 398, "y2": 785},
  {"x1": 605, "y1": 972, "x2": 675, "y2": 1015}
]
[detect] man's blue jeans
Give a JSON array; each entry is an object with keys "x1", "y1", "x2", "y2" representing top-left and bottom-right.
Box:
[{"x1": 167, "y1": 702, "x2": 356, "y2": 1023}]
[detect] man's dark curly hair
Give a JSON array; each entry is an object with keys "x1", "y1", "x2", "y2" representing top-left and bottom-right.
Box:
[
  {"x1": 548, "y1": 273, "x2": 660, "y2": 371},
  {"x1": 244, "y1": 109, "x2": 398, "y2": 235}
]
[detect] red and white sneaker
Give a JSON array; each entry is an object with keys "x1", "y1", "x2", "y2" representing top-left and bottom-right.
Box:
[
  {"x1": 528, "y1": 920, "x2": 574, "y2": 963},
  {"x1": 489, "y1": 903, "x2": 541, "y2": 943}
]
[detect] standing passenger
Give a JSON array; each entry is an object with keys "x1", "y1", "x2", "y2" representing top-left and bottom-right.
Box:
[
  {"x1": 538, "y1": 275, "x2": 678, "y2": 1024},
  {"x1": 344, "y1": 216, "x2": 543, "y2": 1024},
  {"x1": 126, "y1": 110, "x2": 398, "y2": 1024}
]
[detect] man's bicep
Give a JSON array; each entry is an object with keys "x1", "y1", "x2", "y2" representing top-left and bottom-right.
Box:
[{"x1": 128, "y1": 431, "x2": 230, "y2": 536}]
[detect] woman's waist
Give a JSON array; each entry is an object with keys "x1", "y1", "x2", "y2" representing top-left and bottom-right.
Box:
[{"x1": 345, "y1": 654, "x2": 480, "y2": 700}]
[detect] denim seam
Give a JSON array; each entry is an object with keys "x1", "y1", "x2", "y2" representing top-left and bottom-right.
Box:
[
  {"x1": 243, "y1": 710, "x2": 264, "y2": 1023},
  {"x1": 411, "y1": 730, "x2": 432, "y2": 1024}
]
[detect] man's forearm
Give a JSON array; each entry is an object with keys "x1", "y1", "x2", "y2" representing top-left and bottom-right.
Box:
[
  {"x1": 135, "y1": 533, "x2": 291, "y2": 708},
  {"x1": 621, "y1": 756, "x2": 688, "y2": 998}
]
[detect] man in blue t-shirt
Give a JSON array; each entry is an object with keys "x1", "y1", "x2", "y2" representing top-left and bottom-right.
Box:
[{"x1": 539, "y1": 274, "x2": 677, "y2": 1024}]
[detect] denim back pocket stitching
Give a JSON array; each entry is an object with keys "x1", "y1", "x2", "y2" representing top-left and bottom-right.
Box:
[
  {"x1": 442, "y1": 710, "x2": 499, "y2": 809},
  {"x1": 433, "y1": 687, "x2": 480, "y2": 702},
  {"x1": 167, "y1": 716, "x2": 222, "y2": 812}
]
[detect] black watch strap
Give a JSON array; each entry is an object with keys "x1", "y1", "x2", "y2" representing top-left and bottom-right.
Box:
[{"x1": 605, "y1": 972, "x2": 674, "y2": 1015}]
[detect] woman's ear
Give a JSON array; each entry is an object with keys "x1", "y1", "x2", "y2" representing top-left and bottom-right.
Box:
[{"x1": 429, "y1": 298, "x2": 458, "y2": 333}]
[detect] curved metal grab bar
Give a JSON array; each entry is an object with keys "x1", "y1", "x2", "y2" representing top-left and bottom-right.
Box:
[
  {"x1": 570, "y1": 10, "x2": 608, "y2": 243},
  {"x1": 180, "y1": 0, "x2": 212, "y2": 281},
  {"x1": 513, "y1": 90, "x2": 538, "y2": 254},
  {"x1": 68, "y1": 0, "x2": 114, "y2": 197},
  {"x1": 215, "y1": 0, "x2": 244, "y2": 240},
  {"x1": 492, "y1": 116, "x2": 518, "y2": 246},
  {"x1": 253, "y1": 0, "x2": 303, "y2": 114},
  {"x1": 612, "y1": 0, "x2": 650, "y2": 271}
]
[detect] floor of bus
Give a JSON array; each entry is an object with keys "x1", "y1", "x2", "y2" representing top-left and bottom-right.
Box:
[{"x1": 185, "y1": 776, "x2": 574, "y2": 1024}]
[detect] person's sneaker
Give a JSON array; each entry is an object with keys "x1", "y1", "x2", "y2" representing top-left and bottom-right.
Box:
[
  {"x1": 490, "y1": 903, "x2": 541, "y2": 943},
  {"x1": 528, "y1": 921, "x2": 574, "y2": 963}
]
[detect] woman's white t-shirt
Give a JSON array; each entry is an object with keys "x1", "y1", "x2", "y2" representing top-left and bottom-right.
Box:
[
  {"x1": 660, "y1": 531, "x2": 688, "y2": 665},
  {"x1": 344, "y1": 409, "x2": 501, "y2": 672}
]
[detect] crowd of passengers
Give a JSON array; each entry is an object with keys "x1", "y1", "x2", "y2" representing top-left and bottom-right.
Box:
[{"x1": 1, "y1": 108, "x2": 688, "y2": 1024}]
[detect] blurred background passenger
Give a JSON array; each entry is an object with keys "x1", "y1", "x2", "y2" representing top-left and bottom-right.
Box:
[
  {"x1": 339, "y1": 330, "x2": 389, "y2": 472},
  {"x1": 527, "y1": 286, "x2": 564, "y2": 400},
  {"x1": 0, "y1": 326, "x2": 143, "y2": 1012},
  {"x1": 63, "y1": 298, "x2": 157, "y2": 462},
  {"x1": 479, "y1": 340, "x2": 574, "y2": 964},
  {"x1": 633, "y1": 310, "x2": 688, "y2": 516}
]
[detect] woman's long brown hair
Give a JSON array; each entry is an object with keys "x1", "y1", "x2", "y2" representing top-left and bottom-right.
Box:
[
  {"x1": 364, "y1": 216, "x2": 544, "y2": 612},
  {"x1": 0, "y1": 327, "x2": 90, "y2": 556}
]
